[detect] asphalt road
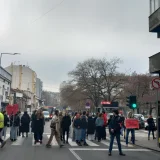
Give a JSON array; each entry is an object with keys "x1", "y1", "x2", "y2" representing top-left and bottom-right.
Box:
[{"x1": 1, "y1": 121, "x2": 160, "y2": 160}]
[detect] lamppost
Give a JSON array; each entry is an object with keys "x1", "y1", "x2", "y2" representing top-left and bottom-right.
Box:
[{"x1": 0, "y1": 53, "x2": 21, "y2": 66}]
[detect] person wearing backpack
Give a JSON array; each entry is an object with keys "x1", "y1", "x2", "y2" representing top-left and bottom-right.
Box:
[
  {"x1": 80, "y1": 111, "x2": 88, "y2": 146},
  {"x1": 46, "y1": 110, "x2": 64, "y2": 148}
]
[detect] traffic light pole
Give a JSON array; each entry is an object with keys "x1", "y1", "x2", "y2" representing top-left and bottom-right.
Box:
[{"x1": 157, "y1": 73, "x2": 160, "y2": 148}]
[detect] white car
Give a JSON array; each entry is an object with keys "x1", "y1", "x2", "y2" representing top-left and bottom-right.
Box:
[
  {"x1": 134, "y1": 114, "x2": 144, "y2": 120},
  {"x1": 43, "y1": 111, "x2": 50, "y2": 121}
]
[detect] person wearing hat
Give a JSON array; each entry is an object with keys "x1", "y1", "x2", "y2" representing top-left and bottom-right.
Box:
[
  {"x1": 0, "y1": 111, "x2": 6, "y2": 148},
  {"x1": 108, "y1": 110, "x2": 125, "y2": 156}
]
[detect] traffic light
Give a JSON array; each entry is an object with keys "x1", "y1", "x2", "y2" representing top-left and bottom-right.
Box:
[
  {"x1": 126, "y1": 96, "x2": 137, "y2": 109},
  {"x1": 130, "y1": 96, "x2": 137, "y2": 109}
]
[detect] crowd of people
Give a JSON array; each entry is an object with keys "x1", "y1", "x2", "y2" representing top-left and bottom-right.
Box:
[{"x1": 0, "y1": 108, "x2": 157, "y2": 156}]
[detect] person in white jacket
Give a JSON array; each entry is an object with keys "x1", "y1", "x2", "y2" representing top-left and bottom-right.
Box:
[{"x1": 46, "y1": 110, "x2": 64, "y2": 148}]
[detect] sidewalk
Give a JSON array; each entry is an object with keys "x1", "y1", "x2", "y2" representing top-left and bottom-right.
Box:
[
  {"x1": 134, "y1": 138, "x2": 160, "y2": 152},
  {"x1": 122, "y1": 136, "x2": 160, "y2": 152}
]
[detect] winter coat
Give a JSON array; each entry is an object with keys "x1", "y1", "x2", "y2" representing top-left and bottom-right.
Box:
[
  {"x1": 33, "y1": 115, "x2": 45, "y2": 133},
  {"x1": 3, "y1": 114, "x2": 9, "y2": 127},
  {"x1": 61, "y1": 115, "x2": 71, "y2": 129},
  {"x1": 10, "y1": 114, "x2": 20, "y2": 127},
  {"x1": 109, "y1": 115, "x2": 122, "y2": 135},
  {"x1": 0, "y1": 112, "x2": 4, "y2": 128},
  {"x1": 147, "y1": 118, "x2": 155, "y2": 130},
  {"x1": 21, "y1": 113, "x2": 31, "y2": 133},
  {"x1": 51, "y1": 115, "x2": 60, "y2": 132},
  {"x1": 103, "y1": 113, "x2": 107, "y2": 126},
  {"x1": 74, "y1": 118, "x2": 82, "y2": 129},
  {"x1": 87, "y1": 116, "x2": 95, "y2": 134},
  {"x1": 95, "y1": 117, "x2": 104, "y2": 127},
  {"x1": 81, "y1": 115, "x2": 88, "y2": 129}
]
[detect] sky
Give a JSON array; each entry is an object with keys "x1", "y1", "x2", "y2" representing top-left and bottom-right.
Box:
[{"x1": 0, "y1": 0, "x2": 160, "y2": 92}]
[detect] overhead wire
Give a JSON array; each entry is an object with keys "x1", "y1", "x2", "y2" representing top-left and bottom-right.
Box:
[{"x1": 0, "y1": 0, "x2": 66, "y2": 45}]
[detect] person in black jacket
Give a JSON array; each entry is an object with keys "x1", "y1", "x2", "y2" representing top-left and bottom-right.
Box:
[
  {"x1": 2, "y1": 111, "x2": 9, "y2": 140},
  {"x1": 33, "y1": 109, "x2": 45, "y2": 144},
  {"x1": 147, "y1": 115, "x2": 156, "y2": 140},
  {"x1": 108, "y1": 110, "x2": 125, "y2": 156},
  {"x1": 87, "y1": 113, "x2": 95, "y2": 141},
  {"x1": 61, "y1": 112, "x2": 71, "y2": 144},
  {"x1": 10, "y1": 112, "x2": 20, "y2": 141},
  {"x1": 21, "y1": 111, "x2": 31, "y2": 138}
]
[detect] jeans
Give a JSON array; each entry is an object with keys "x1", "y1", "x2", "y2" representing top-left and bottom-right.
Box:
[
  {"x1": 75, "y1": 128, "x2": 81, "y2": 141},
  {"x1": 126, "y1": 129, "x2": 135, "y2": 145},
  {"x1": 10, "y1": 126, "x2": 18, "y2": 140},
  {"x1": 2, "y1": 126, "x2": 7, "y2": 139},
  {"x1": 148, "y1": 129, "x2": 155, "y2": 139},
  {"x1": 81, "y1": 129, "x2": 86, "y2": 143},
  {"x1": 34, "y1": 131, "x2": 43, "y2": 141},
  {"x1": 109, "y1": 133, "x2": 122, "y2": 153}
]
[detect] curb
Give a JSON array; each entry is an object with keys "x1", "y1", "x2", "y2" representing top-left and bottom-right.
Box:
[{"x1": 121, "y1": 139, "x2": 160, "y2": 152}]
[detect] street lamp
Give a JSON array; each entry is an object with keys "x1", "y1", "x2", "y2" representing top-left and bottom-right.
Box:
[{"x1": 0, "y1": 53, "x2": 21, "y2": 66}]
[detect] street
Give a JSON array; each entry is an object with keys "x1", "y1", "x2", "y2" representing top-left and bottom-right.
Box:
[{"x1": 0, "y1": 122, "x2": 160, "y2": 160}]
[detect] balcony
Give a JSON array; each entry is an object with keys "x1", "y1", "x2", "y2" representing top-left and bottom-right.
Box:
[
  {"x1": 0, "y1": 67, "x2": 12, "y2": 82},
  {"x1": 149, "y1": 7, "x2": 160, "y2": 32}
]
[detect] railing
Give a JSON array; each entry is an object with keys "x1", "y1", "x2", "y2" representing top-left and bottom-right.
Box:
[{"x1": 150, "y1": 0, "x2": 160, "y2": 15}]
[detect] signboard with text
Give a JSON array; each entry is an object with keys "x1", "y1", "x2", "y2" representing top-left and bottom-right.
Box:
[
  {"x1": 101, "y1": 101, "x2": 118, "y2": 108},
  {"x1": 125, "y1": 119, "x2": 139, "y2": 129}
]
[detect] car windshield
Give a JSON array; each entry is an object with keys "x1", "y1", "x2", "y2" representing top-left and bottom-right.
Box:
[{"x1": 43, "y1": 112, "x2": 49, "y2": 115}]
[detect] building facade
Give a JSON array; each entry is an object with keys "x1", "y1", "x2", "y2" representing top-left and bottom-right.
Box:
[
  {"x1": 149, "y1": 0, "x2": 160, "y2": 37},
  {"x1": 0, "y1": 67, "x2": 12, "y2": 111},
  {"x1": 36, "y1": 78, "x2": 43, "y2": 108},
  {"x1": 5, "y1": 64, "x2": 37, "y2": 110}
]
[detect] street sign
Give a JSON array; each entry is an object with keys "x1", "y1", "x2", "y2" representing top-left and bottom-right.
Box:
[
  {"x1": 85, "y1": 102, "x2": 90, "y2": 109},
  {"x1": 152, "y1": 78, "x2": 160, "y2": 89}
]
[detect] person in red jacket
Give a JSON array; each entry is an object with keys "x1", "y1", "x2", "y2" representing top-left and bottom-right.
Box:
[{"x1": 102, "y1": 111, "x2": 107, "y2": 140}]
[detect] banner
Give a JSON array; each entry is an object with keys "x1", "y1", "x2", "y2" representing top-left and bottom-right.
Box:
[
  {"x1": 125, "y1": 119, "x2": 139, "y2": 129},
  {"x1": 6, "y1": 104, "x2": 19, "y2": 117}
]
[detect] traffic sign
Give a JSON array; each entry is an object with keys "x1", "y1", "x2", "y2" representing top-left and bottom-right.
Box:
[
  {"x1": 85, "y1": 102, "x2": 90, "y2": 109},
  {"x1": 152, "y1": 78, "x2": 160, "y2": 89}
]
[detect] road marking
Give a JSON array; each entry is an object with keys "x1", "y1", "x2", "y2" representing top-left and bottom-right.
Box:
[
  {"x1": 32, "y1": 136, "x2": 41, "y2": 146},
  {"x1": 12, "y1": 137, "x2": 24, "y2": 145},
  {"x1": 68, "y1": 138, "x2": 78, "y2": 146},
  {"x1": 5, "y1": 134, "x2": 10, "y2": 140},
  {"x1": 70, "y1": 148, "x2": 151, "y2": 151},
  {"x1": 47, "y1": 135, "x2": 58, "y2": 146},
  {"x1": 121, "y1": 142, "x2": 133, "y2": 147},
  {"x1": 69, "y1": 149, "x2": 82, "y2": 160},
  {"x1": 101, "y1": 140, "x2": 117, "y2": 147},
  {"x1": 85, "y1": 139, "x2": 99, "y2": 146}
]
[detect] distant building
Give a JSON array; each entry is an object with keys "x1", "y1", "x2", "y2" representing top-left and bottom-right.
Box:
[
  {"x1": 5, "y1": 64, "x2": 37, "y2": 110},
  {"x1": 0, "y1": 67, "x2": 12, "y2": 111},
  {"x1": 36, "y1": 78, "x2": 43, "y2": 108}
]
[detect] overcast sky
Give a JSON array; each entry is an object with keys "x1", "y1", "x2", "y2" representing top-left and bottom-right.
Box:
[{"x1": 0, "y1": 0, "x2": 159, "y2": 92}]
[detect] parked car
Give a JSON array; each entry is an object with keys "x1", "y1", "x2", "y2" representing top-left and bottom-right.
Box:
[
  {"x1": 43, "y1": 111, "x2": 50, "y2": 121},
  {"x1": 134, "y1": 116, "x2": 145, "y2": 129},
  {"x1": 134, "y1": 114, "x2": 144, "y2": 120},
  {"x1": 145, "y1": 118, "x2": 157, "y2": 130}
]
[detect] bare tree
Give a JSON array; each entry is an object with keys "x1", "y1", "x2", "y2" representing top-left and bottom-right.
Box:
[
  {"x1": 69, "y1": 57, "x2": 125, "y2": 109},
  {"x1": 122, "y1": 72, "x2": 152, "y2": 113}
]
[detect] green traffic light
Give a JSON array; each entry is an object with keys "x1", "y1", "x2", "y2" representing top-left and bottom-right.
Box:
[{"x1": 132, "y1": 103, "x2": 137, "y2": 108}]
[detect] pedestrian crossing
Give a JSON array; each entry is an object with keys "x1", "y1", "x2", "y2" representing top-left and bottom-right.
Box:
[{"x1": 2, "y1": 133, "x2": 136, "y2": 148}]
